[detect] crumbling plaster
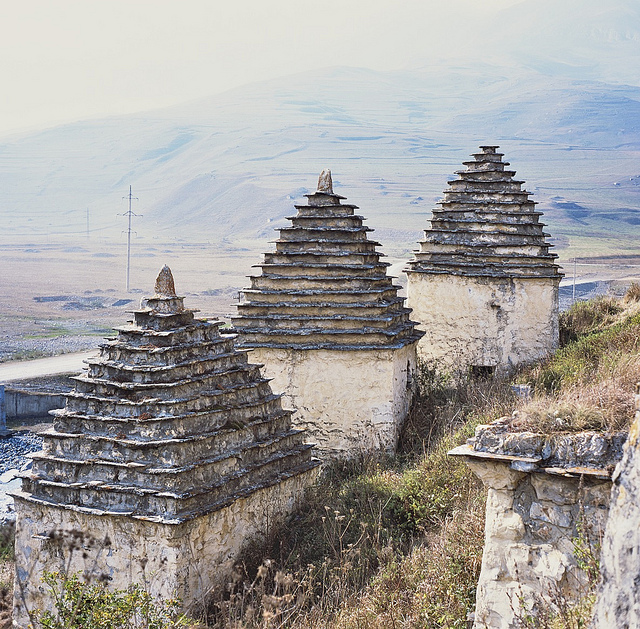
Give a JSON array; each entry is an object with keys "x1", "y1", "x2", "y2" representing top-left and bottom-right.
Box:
[
  {"x1": 468, "y1": 460, "x2": 610, "y2": 629},
  {"x1": 407, "y1": 274, "x2": 559, "y2": 372},
  {"x1": 13, "y1": 470, "x2": 314, "y2": 628},
  {"x1": 592, "y1": 387, "x2": 640, "y2": 628},
  {"x1": 248, "y1": 343, "x2": 417, "y2": 457},
  {"x1": 451, "y1": 421, "x2": 625, "y2": 629}
]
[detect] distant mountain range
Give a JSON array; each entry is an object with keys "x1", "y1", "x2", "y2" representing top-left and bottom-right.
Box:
[{"x1": 1, "y1": 0, "x2": 639, "y2": 260}]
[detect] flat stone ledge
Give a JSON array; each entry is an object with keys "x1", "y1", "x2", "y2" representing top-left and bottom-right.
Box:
[
  {"x1": 449, "y1": 444, "x2": 613, "y2": 481},
  {"x1": 450, "y1": 418, "x2": 620, "y2": 629},
  {"x1": 449, "y1": 418, "x2": 627, "y2": 482}
]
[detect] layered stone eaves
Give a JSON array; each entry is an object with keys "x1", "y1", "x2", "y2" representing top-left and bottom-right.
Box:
[
  {"x1": 18, "y1": 274, "x2": 319, "y2": 523},
  {"x1": 235, "y1": 183, "x2": 423, "y2": 350},
  {"x1": 407, "y1": 146, "x2": 563, "y2": 280}
]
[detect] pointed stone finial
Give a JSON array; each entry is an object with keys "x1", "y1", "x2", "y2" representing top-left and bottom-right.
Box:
[
  {"x1": 154, "y1": 265, "x2": 176, "y2": 297},
  {"x1": 317, "y1": 169, "x2": 334, "y2": 194}
]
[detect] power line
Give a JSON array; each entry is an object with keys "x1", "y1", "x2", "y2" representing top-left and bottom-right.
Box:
[{"x1": 120, "y1": 186, "x2": 141, "y2": 292}]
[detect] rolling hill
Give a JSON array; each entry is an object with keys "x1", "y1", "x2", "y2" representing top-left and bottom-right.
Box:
[{"x1": 0, "y1": 0, "x2": 639, "y2": 264}]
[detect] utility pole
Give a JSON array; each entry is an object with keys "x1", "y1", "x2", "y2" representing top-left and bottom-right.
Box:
[
  {"x1": 120, "y1": 186, "x2": 141, "y2": 292},
  {"x1": 86, "y1": 208, "x2": 89, "y2": 241},
  {"x1": 572, "y1": 257, "x2": 577, "y2": 303}
]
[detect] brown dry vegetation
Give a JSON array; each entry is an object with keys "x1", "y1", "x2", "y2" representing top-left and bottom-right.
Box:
[
  {"x1": 199, "y1": 374, "x2": 516, "y2": 629},
  {"x1": 511, "y1": 288, "x2": 640, "y2": 434}
]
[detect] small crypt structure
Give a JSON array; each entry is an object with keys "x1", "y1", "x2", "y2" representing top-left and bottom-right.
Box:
[
  {"x1": 232, "y1": 171, "x2": 423, "y2": 457},
  {"x1": 13, "y1": 266, "x2": 319, "y2": 626},
  {"x1": 406, "y1": 146, "x2": 562, "y2": 374},
  {"x1": 450, "y1": 419, "x2": 625, "y2": 629}
]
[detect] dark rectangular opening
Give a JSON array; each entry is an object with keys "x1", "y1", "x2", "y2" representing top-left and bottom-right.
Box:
[{"x1": 470, "y1": 365, "x2": 495, "y2": 379}]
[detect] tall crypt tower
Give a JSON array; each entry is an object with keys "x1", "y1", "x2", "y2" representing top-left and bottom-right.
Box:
[
  {"x1": 233, "y1": 171, "x2": 423, "y2": 458},
  {"x1": 406, "y1": 146, "x2": 562, "y2": 374}
]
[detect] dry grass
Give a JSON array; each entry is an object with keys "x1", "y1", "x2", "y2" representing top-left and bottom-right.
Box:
[
  {"x1": 511, "y1": 378, "x2": 634, "y2": 433},
  {"x1": 10, "y1": 292, "x2": 640, "y2": 627},
  {"x1": 130, "y1": 295, "x2": 640, "y2": 625},
  {"x1": 205, "y1": 466, "x2": 487, "y2": 629},
  {"x1": 518, "y1": 292, "x2": 640, "y2": 432},
  {"x1": 623, "y1": 281, "x2": 640, "y2": 304},
  {"x1": 199, "y1": 370, "x2": 515, "y2": 628},
  {"x1": 330, "y1": 505, "x2": 485, "y2": 629},
  {"x1": 559, "y1": 296, "x2": 623, "y2": 346},
  {"x1": 0, "y1": 561, "x2": 13, "y2": 629}
]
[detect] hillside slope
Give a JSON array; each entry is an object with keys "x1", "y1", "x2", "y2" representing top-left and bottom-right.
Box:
[{"x1": 1, "y1": 0, "x2": 640, "y2": 280}]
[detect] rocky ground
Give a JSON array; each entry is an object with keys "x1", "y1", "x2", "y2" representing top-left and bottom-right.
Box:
[
  {"x1": 0, "y1": 333, "x2": 102, "y2": 364},
  {"x1": 0, "y1": 433, "x2": 43, "y2": 528},
  {"x1": 0, "y1": 433, "x2": 43, "y2": 476}
]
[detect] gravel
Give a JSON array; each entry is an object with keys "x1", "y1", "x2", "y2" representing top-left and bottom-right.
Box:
[
  {"x1": 0, "y1": 432, "x2": 43, "y2": 474},
  {"x1": 0, "y1": 334, "x2": 102, "y2": 363}
]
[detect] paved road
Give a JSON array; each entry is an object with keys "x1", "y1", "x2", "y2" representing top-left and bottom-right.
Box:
[{"x1": 0, "y1": 350, "x2": 98, "y2": 383}]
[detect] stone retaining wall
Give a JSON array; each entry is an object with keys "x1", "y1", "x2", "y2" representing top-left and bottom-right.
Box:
[
  {"x1": 592, "y1": 386, "x2": 640, "y2": 627},
  {"x1": 4, "y1": 389, "x2": 65, "y2": 420}
]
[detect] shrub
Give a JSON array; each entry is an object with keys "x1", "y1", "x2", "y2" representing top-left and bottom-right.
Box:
[
  {"x1": 37, "y1": 572, "x2": 195, "y2": 629},
  {"x1": 332, "y1": 505, "x2": 485, "y2": 629},
  {"x1": 532, "y1": 310, "x2": 640, "y2": 396},
  {"x1": 0, "y1": 529, "x2": 14, "y2": 563},
  {"x1": 624, "y1": 281, "x2": 640, "y2": 303}
]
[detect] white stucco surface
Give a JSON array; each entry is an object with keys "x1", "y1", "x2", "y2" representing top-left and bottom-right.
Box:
[
  {"x1": 406, "y1": 273, "x2": 559, "y2": 372},
  {"x1": 248, "y1": 344, "x2": 418, "y2": 457},
  {"x1": 13, "y1": 469, "x2": 316, "y2": 627},
  {"x1": 466, "y1": 460, "x2": 610, "y2": 629}
]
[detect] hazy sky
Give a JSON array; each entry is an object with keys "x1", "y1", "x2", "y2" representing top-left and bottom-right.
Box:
[{"x1": 1, "y1": 0, "x2": 523, "y2": 136}]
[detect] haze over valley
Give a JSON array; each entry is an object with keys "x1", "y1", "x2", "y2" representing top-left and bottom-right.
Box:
[{"x1": 1, "y1": 0, "x2": 640, "y2": 356}]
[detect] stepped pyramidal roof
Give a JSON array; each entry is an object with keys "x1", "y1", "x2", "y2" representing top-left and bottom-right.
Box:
[
  {"x1": 17, "y1": 266, "x2": 318, "y2": 524},
  {"x1": 233, "y1": 170, "x2": 424, "y2": 350},
  {"x1": 406, "y1": 146, "x2": 562, "y2": 279}
]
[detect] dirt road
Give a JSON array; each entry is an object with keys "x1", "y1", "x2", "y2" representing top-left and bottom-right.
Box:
[{"x1": 0, "y1": 350, "x2": 97, "y2": 383}]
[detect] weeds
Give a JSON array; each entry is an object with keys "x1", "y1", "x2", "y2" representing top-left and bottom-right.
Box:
[
  {"x1": 515, "y1": 294, "x2": 640, "y2": 432},
  {"x1": 200, "y1": 364, "x2": 515, "y2": 628},
  {"x1": 0, "y1": 529, "x2": 14, "y2": 563},
  {"x1": 400, "y1": 359, "x2": 515, "y2": 455},
  {"x1": 559, "y1": 296, "x2": 623, "y2": 346},
  {"x1": 623, "y1": 281, "x2": 640, "y2": 304},
  {"x1": 38, "y1": 572, "x2": 194, "y2": 629},
  {"x1": 332, "y1": 505, "x2": 486, "y2": 629},
  {"x1": 0, "y1": 527, "x2": 14, "y2": 629},
  {"x1": 510, "y1": 378, "x2": 634, "y2": 433}
]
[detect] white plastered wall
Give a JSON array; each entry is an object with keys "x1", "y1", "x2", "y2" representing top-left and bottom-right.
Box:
[
  {"x1": 248, "y1": 343, "x2": 418, "y2": 457},
  {"x1": 406, "y1": 273, "x2": 559, "y2": 373},
  {"x1": 12, "y1": 469, "x2": 316, "y2": 628}
]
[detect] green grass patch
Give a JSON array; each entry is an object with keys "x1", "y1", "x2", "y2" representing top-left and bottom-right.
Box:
[
  {"x1": 0, "y1": 530, "x2": 14, "y2": 563},
  {"x1": 36, "y1": 572, "x2": 195, "y2": 629},
  {"x1": 533, "y1": 304, "x2": 640, "y2": 394}
]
